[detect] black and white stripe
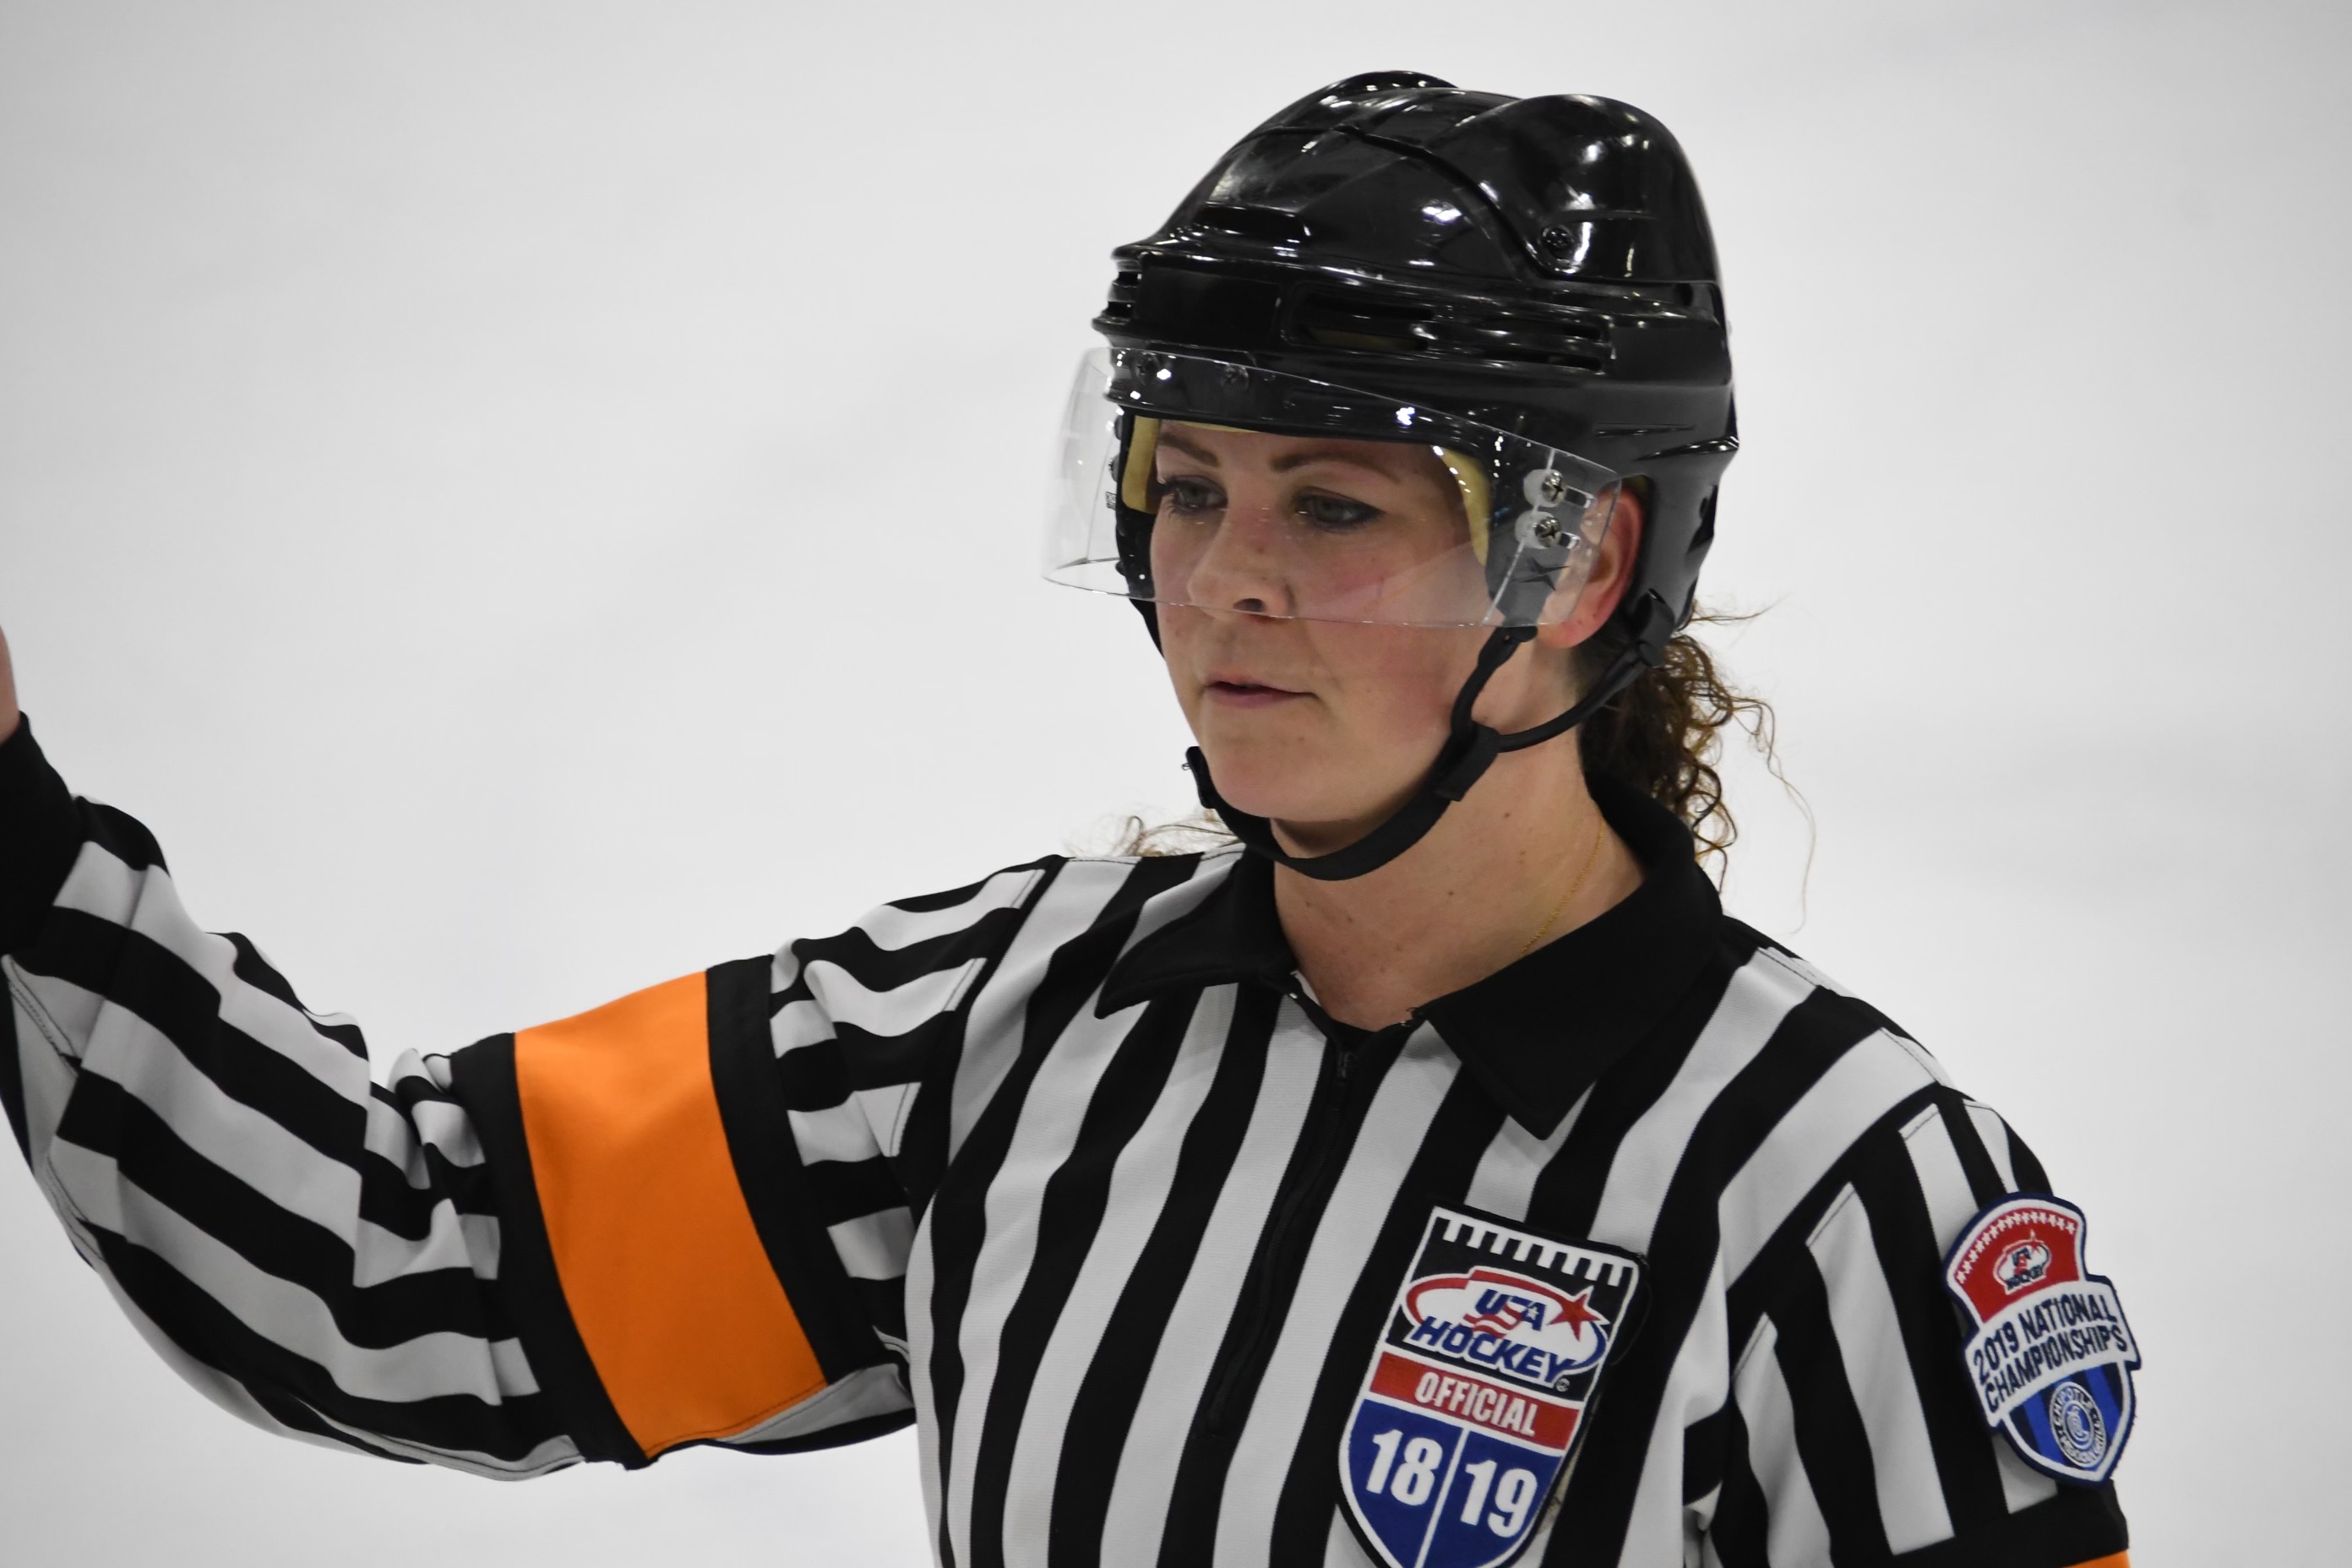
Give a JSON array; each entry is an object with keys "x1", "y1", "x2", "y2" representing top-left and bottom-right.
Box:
[
  {"x1": 7, "y1": 802, "x2": 573, "y2": 1476},
  {"x1": 3, "y1": 730, "x2": 2128, "y2": 1564}
]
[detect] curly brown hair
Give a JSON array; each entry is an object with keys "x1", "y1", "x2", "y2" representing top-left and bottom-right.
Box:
[{"x1": 1571, "y1": 607, "x2": 1782, "y2": 868}]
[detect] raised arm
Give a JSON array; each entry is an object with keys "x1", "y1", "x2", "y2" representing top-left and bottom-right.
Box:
[{"x1": 0, "y1": 637, "x2": 1033, "y2": 1475}]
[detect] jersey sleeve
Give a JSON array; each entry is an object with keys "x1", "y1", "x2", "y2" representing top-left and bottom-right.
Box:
[
  {"x1": 0, "y1": 716, "x2": 1042, "y2": 1475},
  {"x1": 1700, "y1": 1086, "x2": 2132, "y2": 1567}
]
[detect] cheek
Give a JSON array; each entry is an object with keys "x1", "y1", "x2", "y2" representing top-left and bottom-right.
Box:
[
  {"x1": 1153, "y1": 609, "x2": 1204, "y2": 710},
  {"x1": 1148, "y1": 519, "x2": 1202, "y2": 596},
  {"x1": 1310, "y1": 625, "x2": 1478, "y2": 743}
]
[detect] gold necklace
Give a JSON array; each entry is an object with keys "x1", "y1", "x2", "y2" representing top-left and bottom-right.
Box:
[{"x1": 1516, "y1": 816, "x2": 1607, "y2": 960}]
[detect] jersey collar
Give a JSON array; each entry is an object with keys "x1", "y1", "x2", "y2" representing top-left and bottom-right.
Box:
[{"x1": 1098, "y1": 776, "x2": 1723, "y2": 1137}]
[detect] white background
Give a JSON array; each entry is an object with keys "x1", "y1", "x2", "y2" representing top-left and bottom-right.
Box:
[{"x1": 1, "y1": 2, "x2": 2343, "y2": 1561}]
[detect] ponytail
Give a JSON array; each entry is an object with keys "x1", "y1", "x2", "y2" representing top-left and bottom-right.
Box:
[{"x1": 1575, "y1": 607, "x2": 1778, "y2": 868}]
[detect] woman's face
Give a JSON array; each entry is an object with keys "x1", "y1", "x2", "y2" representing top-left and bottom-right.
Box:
[{"x1": 1149, "y1": 422, "x2": 1636, "y2": 841}]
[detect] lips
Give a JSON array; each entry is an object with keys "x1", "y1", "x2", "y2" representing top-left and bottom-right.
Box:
[{"x1": 1203, "y1": 676, "x2": 1307, "y2": 709}]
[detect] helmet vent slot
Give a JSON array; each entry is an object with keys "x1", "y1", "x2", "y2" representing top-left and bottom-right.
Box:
[
  {"x1": 1289, "y1": 288, "x2": 1612, "y2": 369},
  {"x1": 1196, "y1": 204, "x2": 1314, "y2": 246},
  {"x1": 1098, "y1": 269, "x2": 1143, "y2": 324}
]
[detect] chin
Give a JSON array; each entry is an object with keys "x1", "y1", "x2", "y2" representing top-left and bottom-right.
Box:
[
  {"x1": 1193, "y1": 738, "x2": 1394, "y2": 831},
  {"x1": 1191, "y1": 735, "x2": 1307, "y2": 821}
]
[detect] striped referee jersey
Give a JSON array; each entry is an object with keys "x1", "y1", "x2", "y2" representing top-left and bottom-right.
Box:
[{"x1": 0, "y1": 718, "x2": 2130, "y2": 1565}]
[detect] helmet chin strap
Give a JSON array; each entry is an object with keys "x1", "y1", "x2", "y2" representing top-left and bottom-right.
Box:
[{"x1": 1184, "y1": 595, "x2": 1675, "y2": 883}]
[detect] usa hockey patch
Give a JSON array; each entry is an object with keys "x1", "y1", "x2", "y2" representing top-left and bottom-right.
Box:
[
  {"x1": 1339, "y1": 1205, "x2": 1642, "y2": 1568},
  {"x1": 1945, "y1": 1195, "x2": 2139, "y2": 1485}
]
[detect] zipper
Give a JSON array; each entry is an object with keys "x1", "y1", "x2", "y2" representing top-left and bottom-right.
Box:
[{"x1": 1200, "y1": 990, "x2": 1404, "y2": 1435}]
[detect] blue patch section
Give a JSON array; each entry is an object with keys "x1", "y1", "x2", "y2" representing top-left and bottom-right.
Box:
[
  {"x1": 2012, "y1": 1367, "x2": 2130, "y2": 1479},
  {"x1": 1343, "y1": 1400, "x2": 1563, "y2": 1568},
  {"x1": 1347, "y1": 1403, "x2": 1467, "y2": 1568},
  {"x1": 1419, "y1": 1428, "x2": 1564, "y2": 1568}
]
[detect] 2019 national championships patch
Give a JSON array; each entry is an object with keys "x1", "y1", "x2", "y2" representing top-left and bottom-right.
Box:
[
  {"x1": 1944, "y1": 1195, "x2": 2139, "y2": 1485},
  {"x1": 1338, "y1": 1204, "x2": 1642, "y2": 1568}
]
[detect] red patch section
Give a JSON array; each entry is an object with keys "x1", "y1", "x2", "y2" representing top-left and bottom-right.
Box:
[
  {"x1": 1948, "y1": 1201, "x2": 2084, "y2": 1322},
  {"x1": 1369, "y1": 1352, "x2": 1579, "y2": 1451}
]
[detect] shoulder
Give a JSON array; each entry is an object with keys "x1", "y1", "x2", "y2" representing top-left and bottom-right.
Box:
[
  {"x1": 1731, "y1": 920, "x2": 2045, "y2": 1183},
  {"x1": 1690, "y1": 924, "x2": 2101, "y2": 1325},
  {"x1": 1701, "y1": 934, "x2": 2141, "y2": 1514},
  {"x1": 779, "y1": 848, "x2": 1247, "y2": 988},
  {"x1": 1692, "y1": 920, "x2": 2087, "y2": 1300},
  {"x1": 1724, "y1": 920, "x2": 1940, "y2": 1075},
  {"x1": 1688, "y1": 920, "x2": 2060, "y2": 1276},
  {"x1": 1700, "y1": 920, "x2": 1954, "y2": 1156}
]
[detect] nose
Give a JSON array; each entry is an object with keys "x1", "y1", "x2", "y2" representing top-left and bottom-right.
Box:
[{"x1": 1175, "y1": 498, "x2": 1294, "y2": 618}]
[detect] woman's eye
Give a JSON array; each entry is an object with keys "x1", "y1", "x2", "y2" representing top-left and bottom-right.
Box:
[
  {"x1": 1159, "y1": 477, "x2": 1223, "y2": 514},
  {"x1": 1297, "y1": 491, "x2": 1380, "y2": 530}
]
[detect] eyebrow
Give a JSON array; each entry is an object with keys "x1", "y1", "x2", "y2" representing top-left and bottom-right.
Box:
[{"x1": 1156, "y1": 424, "x2": 1409, "y2": 478}]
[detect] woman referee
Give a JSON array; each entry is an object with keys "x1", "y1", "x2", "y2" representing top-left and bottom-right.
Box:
[{"x1": 0, "y1": 74, "x2": 2135, "y2": 1568}]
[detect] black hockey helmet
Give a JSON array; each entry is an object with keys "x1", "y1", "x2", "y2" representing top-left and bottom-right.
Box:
[{"x1": 1046, "y1": 72, "x2": 1737, "y2": 879}]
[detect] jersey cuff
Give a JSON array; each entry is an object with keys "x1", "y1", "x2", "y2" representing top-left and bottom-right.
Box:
[
  {"x1": 1892, "y1": 1485, "x2": 2128, "y2": 1566},
  {"x1": 0, "y1": 717, "x2": 86, "y2": 955}
]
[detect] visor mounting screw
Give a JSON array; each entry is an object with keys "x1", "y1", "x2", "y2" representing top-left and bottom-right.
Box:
[
  {"x1": 1538, "y1": 471, "x2": 1568, "y2": 506},
  {"x1": 1532, "y1": 515, "x2": 1566, "y2": 548},
  {"x1": 1541, "y1": 226, "x2": 1577, "y2": 256}
]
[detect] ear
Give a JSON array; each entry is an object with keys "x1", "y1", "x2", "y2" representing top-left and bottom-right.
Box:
[{"x1": 1533, "y1": 483, "x2": 1644, "y2": 650}]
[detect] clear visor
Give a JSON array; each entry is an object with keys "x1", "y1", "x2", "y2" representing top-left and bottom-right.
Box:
[{"x1": 1045, "y1": 347, "x2": 1620, "y2": 629}]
